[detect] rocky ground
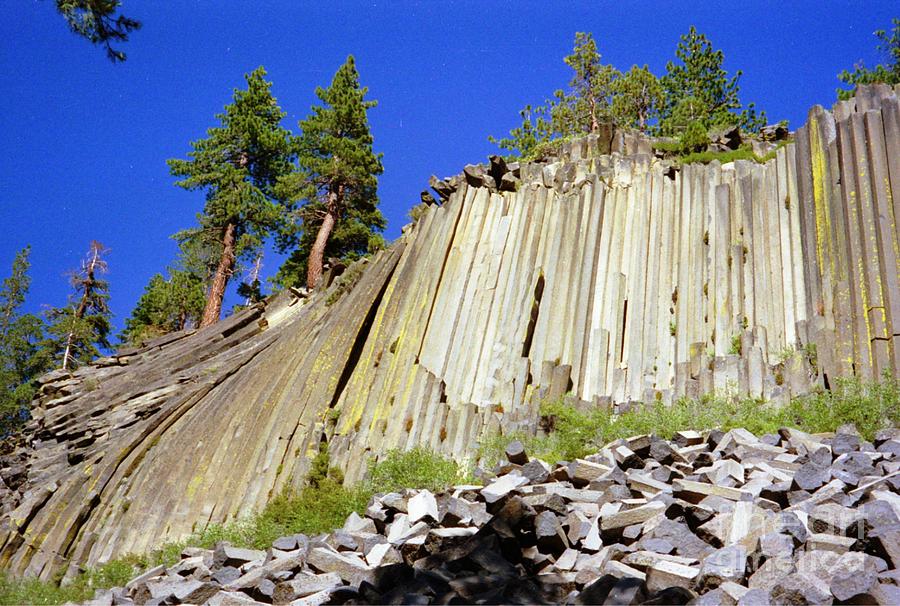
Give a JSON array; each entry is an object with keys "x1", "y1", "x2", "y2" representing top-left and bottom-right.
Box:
[{"x1": 81, "y1": 425, "x2": 899, "y2": 605}]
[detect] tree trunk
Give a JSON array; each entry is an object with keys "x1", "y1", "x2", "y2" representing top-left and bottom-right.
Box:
[
  {"x1": 200, "y1": 222, "x2": 236, "y2": 328},
  {"x1": 62, "y1": 247, "x2": 100, "y2": 370},
  {"x1": 306, "y1": 208, "x2": 337, "y2": 291}
]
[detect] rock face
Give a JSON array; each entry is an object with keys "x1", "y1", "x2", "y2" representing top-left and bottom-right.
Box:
[
  {"x1": 2, "y1": 85, "x2": 900, "y2": 579},
  {"x1": 103, "y1": 426, "x2": 900, "y2": 605}
]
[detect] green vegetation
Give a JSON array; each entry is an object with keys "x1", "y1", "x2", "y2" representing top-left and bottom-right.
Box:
[
  {"x1": 479, "y1": 375, "x2": 899, "y2": 467},
  {"x1": 120, "y1": 265, "x2": 206, "y2": 346},
  {"x1": 168, "y1": 67, "x2": 294, "y2": 328},
  {"x1": 54, "y1": 0, "x2": 141, "y2": 62},
  {"x1": 274, "y1": 55, "x2": 385, "y2": 291},
  {"x1": 324, "y1": 261, "x2": 368, "y2": 307},
  {"x1": 838, "y1": 18, "x2": 900, "y2": 99},
  {"x1": 658, "y1": 26, "x2": 765, "y2": 136},
  {"x1": 729, "y1": 334, "x2": 742, "y2": 355},
  {"x1": 0, "y1": 559, "x2": 136, "y2": 606},
  {"x1": 653, "y1": 140, "x2": 789, "y2": 167},
  {"x1": 0, "y1": 447, "x2": 466, "y2": 605},
  {"x1": 612, "y1": 65, "x2": 665, "y2": 132},
  {"x1": 368, "y1": 447, "x2": 468, "y2": 493},
  {"x1": 43, "y1": 241, "x2": 112, "y2": 371},
  {"x1": 491, "y1": 27, "x2": 766, "y2": 159},
  {"x1": 0, "y1": 248, "x2": 52, "y2": 436}
]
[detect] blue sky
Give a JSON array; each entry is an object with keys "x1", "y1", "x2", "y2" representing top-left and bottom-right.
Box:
[{"x1": 1, "y1": 1, "x2": 896, "y2": 336}]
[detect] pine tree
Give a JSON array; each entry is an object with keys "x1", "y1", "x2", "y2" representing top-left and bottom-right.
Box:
[
  {"x1": 44, "y1": 241, "x2": 111, "y2": 371},
  {"x1": 838, "y1": 18, "x2": 900, "y2": 99},
  {"x1": 488, "y1": 105, "x2": 552, "y2": 159},
  {"x1": 120, "y1": 268, "x2": 206, "y2": 346},
  {"x1": 168, "y1": 67, "x2": 294, "y2": 326},
  {"x1": 658, "y1": 26, "x2": 765, "y2": 136},
  {"x1": 550, "y1": 32, "x2": 621, "y2": 135},
  {"x1": 611, "y1": 65, "x2": 664, "y2": 132},
  {"x1": 0, "y1": 248, "x2": 51, "y2": 435},
  {"x1": 275, "y1": 55, "x2": 385, "y2": 290},
  {"x1": 55, "y1": 0, "x2": 140, "y2": 62},
  {"x1": 490, "y1": 33, "x2": 620, "y2": 158}
]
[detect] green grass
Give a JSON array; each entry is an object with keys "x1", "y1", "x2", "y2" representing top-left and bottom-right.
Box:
[
  {"x1": 0, "y1": 448, "x2": 467, "y2": 605},
  {"x1": 0, "y1": 560, "x2": 137, "y2": 606},
  {"x1": 324, "y1": 260, "x2": 368, "y2": 307},
  {"x1": 6, "y1": 375, "x2": 898, "y2": 604},
  {"x1": 652, "y1": 139, "x2": 790, "y2": 167},
  {"x1": 478, "y1": 374, "x2": 899, "y2": 467}
]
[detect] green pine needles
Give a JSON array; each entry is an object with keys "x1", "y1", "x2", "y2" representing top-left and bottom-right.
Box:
[
  {"x1": 837, "y1": 18, "x2": 900, "y2": 99},
  {"x1": 167, "y1": 67, "x2": 294, "y2": 327},
  {"x1": 0, "y1": 248, "x2": 51, "y2": 436},
  {"x1": 43, "y1": 241, "x2": 112, "y2": 371},
  {"x1": 491, "y1": 28, "x2": 767, "y2": 159},
  {"x1": 275, "y1": 55, "x2": 385, "y2": 290}
]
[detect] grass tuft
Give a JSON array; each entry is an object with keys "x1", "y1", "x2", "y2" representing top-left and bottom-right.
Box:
[
  {"x1": 0, "y1": 447, "x2": 467, "y2": 605},
  {"x1": 478, "y1": 374, "x2": 899, "y2": 467}
]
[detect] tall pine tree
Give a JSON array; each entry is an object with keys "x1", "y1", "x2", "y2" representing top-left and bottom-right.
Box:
[
  {"x1": 0, "y1": 248, "x2": 51, "y2": 435},
  {"x1": 658, "y1": 26, "x2": 764, "y2": 135},
  {"x1": 275, "y1": 55, "x2": 385, "y2": 290},
  {"x1": 490, "y1": 32, "x2": 620, "y2": 158},
  {"x1": 611, "y1": 65, "x2": 664, "y2": 132},
  {"x1": 44, "y1": 241, "x2": 112, "y2": 371},
  {"x1": 168, "y1": 67, "x2": 294, "y2": 326},
  {"x1": 550, "y1": 32, "x2": 621, "y2": 136}
]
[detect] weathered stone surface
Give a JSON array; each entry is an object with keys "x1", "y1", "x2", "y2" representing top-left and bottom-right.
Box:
[
  {"x1": 535, "y1": 511, "x2": 569, "y2": 554},
  {"x1": 696, "y1": 545, "x2": 747, "y2": 589},
  {"x1": 407, "y1": 490, "x2": 439, "y2": 524},
  {"x1": 771, "y1": 572, "x2": 834, "y2": 605},
  {"x1": 505, "y1": 441, "x2": 528, "y2": 465},
  {"x1": 213, "y1": 544, "x2": 266, "y2": 569},
  {"x1": 828, "y1": 551, "x2": 879, "y2": 600},
  {"x1": 645, "y1": 560, "x2": 699, "y2": 593},
  {"x1": 3, "y1": 87, "x2": 900, "y2": 585},
  {"x1": 600, "y1": 501, "x2": 665, "y2": 531},
  {"x1": 306, "y1": 547, "x2": 373, "y2": 586},
  {"x1": 272, "y1": 572, "x2": 342, "y2": 604},
  {"x1": 481, "y1": 474, "x2": 528, "y2": 504}
]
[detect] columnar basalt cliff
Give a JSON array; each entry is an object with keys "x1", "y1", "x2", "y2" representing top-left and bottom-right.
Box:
[{"x1": 1, "y1": 85, "x2": 899, "y2": 579}]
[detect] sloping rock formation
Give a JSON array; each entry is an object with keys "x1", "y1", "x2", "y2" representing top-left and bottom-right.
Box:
[{"x1": 2, "y1": 85, "x2": 899, "y2": 579}]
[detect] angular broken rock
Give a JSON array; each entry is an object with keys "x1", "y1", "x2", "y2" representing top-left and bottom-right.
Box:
[
  {"x1": 696, "y1": 544, "x2": 747, "y2": 589},
  {"x1": 828, "y1": 551, "x2": 879, "y2": 601},
  {"x1": 213, "y1": 543, "x2": 266, "y2": 569},
  {"x1": 480, "y1": 473, "x2": 528, "y2": 503},
  {"x1": 600, "y1": 501, "x2": 665, "y2": 531},
  {"x1": 770, "y1": 572, "x2": 834, "y2": 605},
  {"x1": 808, "y1": 502, "x2": 861, "y2": 537},
  {"x1": 272, "y1": 572, "x2": 342, "y2": 604},
  {"x1": 645, "y1": 560, "x2": 699, "y2": 593},
  {"x1": 343, "y1": 512, "x2": 376, "y2": 535},
  {"x1": 793, "y1": 461, "x2": 831, "y2": 491},
  {"x1": 407, "y1": 490, "x2": 439, "y2": 523},
  {"x1": 306, "y1": 547, "x2": 373, "y2": 586},
  {"x1": 505, "y1": 440, "x2": 528, "y2": 465},
  {"x1": 535, "y1": 510, "x2": 569, "y2": 554},
  {"x1": 88, "y1": 423, "x2": 900, "y2": 606}
]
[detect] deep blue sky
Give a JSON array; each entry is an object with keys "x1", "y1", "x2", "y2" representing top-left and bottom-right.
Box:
[{"x1": 1, "y1": 1, "x2": 896, "y2": 337}]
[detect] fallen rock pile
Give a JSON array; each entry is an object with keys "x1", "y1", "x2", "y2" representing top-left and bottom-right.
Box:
[{"x1": 87, "y1": 425, "x2": 899, "y2": 605}]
